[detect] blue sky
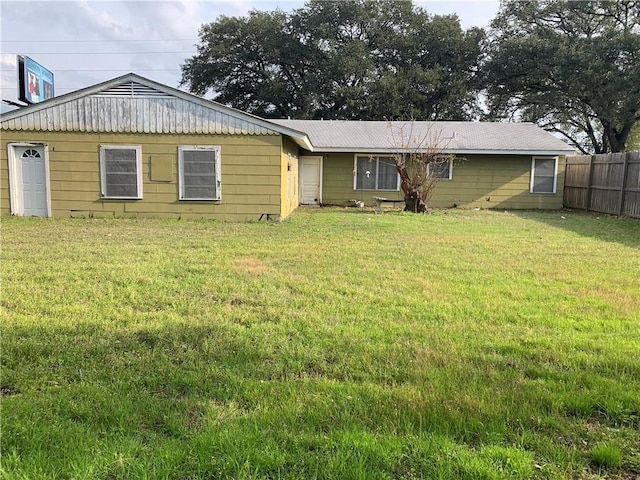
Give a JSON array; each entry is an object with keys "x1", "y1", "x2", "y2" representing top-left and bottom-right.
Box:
[{"x1": 1, "y1": 1, "x2": 500, "y2": 112}]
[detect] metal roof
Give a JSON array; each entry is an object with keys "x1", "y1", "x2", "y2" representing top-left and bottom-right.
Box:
[
  {"x1": 0, "y1": 73, "x2": 312, "y2": 150},
  {"x1": 271, "y1": 119, "x2": 576, "y2": 155}
]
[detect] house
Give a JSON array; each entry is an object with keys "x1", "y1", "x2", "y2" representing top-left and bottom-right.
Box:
[
  {"x1": 1, "y1": 73, "x2": 575, "y2": 221},
  {"x1": 0, "y1": 73, "x2": 310, "y2": 222},
  {"x1": 272, "y1": 119, "x2": 576, "y2": 209}
]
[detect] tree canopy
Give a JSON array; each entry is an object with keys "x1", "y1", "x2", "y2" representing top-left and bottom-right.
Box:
[
  {"x1": 629, "y1": 123, "x2": 640, "y2": 150},
  {"x1": 181, "y1": 0, "x2": 640, "y2": 153},
  {"x1": 484, "y1": 0, "x2": 640, "y2": 153},
  {"x1": 180, "y1": 0, "x2": 484, "y2": 121}
]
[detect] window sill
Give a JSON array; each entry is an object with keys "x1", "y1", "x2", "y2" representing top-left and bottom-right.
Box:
[
  {"x1": 102, "y1": 196, "x2": 143, "y2": 200},
  {"x1": 354, "y1": 189, "x2": 400, "y2": 192},
  {"x1": 179, "y1": 198, "x2": 221, "y2": 202}
]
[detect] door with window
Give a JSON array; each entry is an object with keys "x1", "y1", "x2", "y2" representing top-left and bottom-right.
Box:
[
  {"x1": 299, "y1": 156, "x2": 322, "y2": 205},
  {"x1": 10, "y1": 145, "x2": 49, "y2": 217}
]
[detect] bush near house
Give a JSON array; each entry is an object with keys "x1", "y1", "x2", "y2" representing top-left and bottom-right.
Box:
[{"x1": 2, "y1": 209, "x2": 639, "y2": 479}]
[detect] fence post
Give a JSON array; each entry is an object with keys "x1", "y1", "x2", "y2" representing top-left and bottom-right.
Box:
[
  {"x1": 585, "y1": 155, "x2": 594, "y2": 212},
  {"x1": 563, "y1": 157, "x2": 570, "y2": 208},
  {"x1": 619, "y1": 152, "x2": 630, "y2": 215}
]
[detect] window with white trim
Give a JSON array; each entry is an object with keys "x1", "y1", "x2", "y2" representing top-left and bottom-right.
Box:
[
  {"x1": 354, "y1": 155, "x2": 399, "y2": 190},
  {"x1": 530, "y1": 157, "x2": 557, "y2": 194},
  {"x1": 100, "y1": 145, "x2": 142, "y2": 199},
  {"x1": 178, "y1": 146, "x2": 221, "y2": 200},
  {"x1": 427, "y1": 157, "x2": 453, "y2": 180}
]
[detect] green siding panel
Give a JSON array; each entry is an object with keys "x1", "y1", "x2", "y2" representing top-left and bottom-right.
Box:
[
  {"x1": 321, "y1": 153, "x2": 565, "y2": 210},
  {"x1": 1, "y1": 131, "x2": 286, "y2": 221}
]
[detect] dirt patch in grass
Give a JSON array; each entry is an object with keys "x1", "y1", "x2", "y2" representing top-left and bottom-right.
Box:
[
  {"x1": 0, "y1": 386, "x2": 20, "y2": 397},
  {"x1": 231, "y1": 257, "x2": 269, "y2": 275}
]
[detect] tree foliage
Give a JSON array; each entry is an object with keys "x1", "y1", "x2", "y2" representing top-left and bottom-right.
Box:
[
  {"x1": 485, "y1": 0, "x2": 640, "y2": 153},
  {"x1": 180, "y1": 0, "x2": 484, "y2": 121},
  {"x1": 629, "y1": 123, "x2": 640, "y2": 150}
]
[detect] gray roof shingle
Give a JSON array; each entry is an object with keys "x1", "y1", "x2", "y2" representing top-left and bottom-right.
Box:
[{"x1": 271, "y1": 119, "x2": 575, "y2": 155}]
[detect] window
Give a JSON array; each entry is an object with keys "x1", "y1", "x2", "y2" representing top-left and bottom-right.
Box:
[
  {"x1": 354, "y1": 155, "x2": 399, "y2": 190},
  {"x1": 178, "y1": 146, "x2": 221, "y2": 200},
  {"x1": 22, "y1": 149, "x2": 41, "y2": 159},
  {"x1": 530, "y1": 157, "x2": 557, "y2": 194},
  {"x1": 427, "y1": 158, "x2": 453, "y2": 180},
  {"x1": 100, "y1": 145, "x2": 142, "y2": 199}
]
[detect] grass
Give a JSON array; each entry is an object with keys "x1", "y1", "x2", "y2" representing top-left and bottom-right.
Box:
[
  {"x1": 1, "y1": 207, "x2": 639, "y2": 479},
  {"x1": 590, "y1": 443, "x2": 623, "y2": 469}
]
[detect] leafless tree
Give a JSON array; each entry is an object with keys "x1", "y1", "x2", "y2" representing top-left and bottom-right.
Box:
[{"x1": 389, "y1": 122, "x2": 457, "y2": 213}]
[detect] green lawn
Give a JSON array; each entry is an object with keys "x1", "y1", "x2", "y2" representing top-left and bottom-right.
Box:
[{"x1": 1, "y1": 208, "x2": 639, "y2": 479}]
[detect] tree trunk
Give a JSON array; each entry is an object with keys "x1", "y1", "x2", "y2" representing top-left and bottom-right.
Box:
[
  {"x1": 398, "y1": 159, "x2": 427, "y2": 213},
  {"x1": 403, "y1": 189, "x2": 426, "y2": 213},
  {"x1": 603, "y1": 123, "x2": 633, "y2": 153}
]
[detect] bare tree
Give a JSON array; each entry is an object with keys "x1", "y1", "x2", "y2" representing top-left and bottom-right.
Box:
[{"x1": 389, "y1": 122, "x2": 457, "y2": 213}]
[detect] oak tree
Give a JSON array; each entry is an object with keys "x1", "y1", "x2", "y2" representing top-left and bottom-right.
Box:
[
  {"x1": 485, "y1": 0, "x2": 640, "y2": 153},
  {"x1": 180, "y1": 0, "x2": 484, "y2": 121}
]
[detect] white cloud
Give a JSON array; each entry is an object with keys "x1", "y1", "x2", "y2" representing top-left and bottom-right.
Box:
[
  {"x1": 0, "y1": 53, "x2": 17, "y2": 68},
  {"x1": 1, "y1": 0, "x2": 498, "y2": 109},
  {"x1": 0, "y1": 54, "x2": 19, "y2": 108}
]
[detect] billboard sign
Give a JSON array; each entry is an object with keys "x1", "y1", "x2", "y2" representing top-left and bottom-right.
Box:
[{"x1": 18, "y1": 56, "x2": 55, "y2": 104}]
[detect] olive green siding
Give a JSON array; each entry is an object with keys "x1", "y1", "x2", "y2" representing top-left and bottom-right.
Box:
[
  {"x1": 0, "y1": 147, "x2": 9, "y2": 214},
  {"x1": 320, "y1": 153, "x2": 566, "y2": 209},
  {"x1": 280, "y1": 137, "x2": 300, "y2": 218},
  {"x1": 430, "y1": 155, "x2": 566, "y2": 209},
  {"x1": 321, "y1": 153, "x2": 361, "y2": 205},
  {"x1": 1, "y1": 131, "x2": 286, "y2": 222}
]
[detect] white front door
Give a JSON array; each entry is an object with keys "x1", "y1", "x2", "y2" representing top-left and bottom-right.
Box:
[
  {"x1": 9, "y1": 144, "x2": 50, "y2": 217},
  {"x1": 299, "y1": 156, "x2": 322, "y2": 205}
]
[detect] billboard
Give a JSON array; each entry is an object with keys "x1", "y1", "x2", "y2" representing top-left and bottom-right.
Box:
[{"x1": 18, "y1": 55, "x2": 54, "y2": 104}]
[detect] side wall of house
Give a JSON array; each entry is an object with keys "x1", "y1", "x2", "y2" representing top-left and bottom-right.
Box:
[
  {"x1": 320, "y1": 153, "x2": 566, "y2": 209},
  {"x1": 1, "y1": 131, "x2": 284, "y2": 222},
  {"x1": 430, "y1": 154, "x2": 566, "y2": 209},
  {"x1": 322, "y1": 153, "x2": 369, "y2": 205},
  {"x1": 280, "y1": 137, "x2": 299, "y2": 218},
  {"x1": 0, "y1": 141, "x2": 9, "y2": 213}
]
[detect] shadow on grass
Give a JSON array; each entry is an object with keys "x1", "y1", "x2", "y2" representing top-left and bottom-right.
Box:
[
  {"x1": 5, "y1": 317, "x2": 640, "y2": 477},
  {"x1": 510, "y1": 209, "x2": 640, "y2": 249}
]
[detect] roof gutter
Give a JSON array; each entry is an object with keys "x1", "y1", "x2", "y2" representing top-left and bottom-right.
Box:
[
  {"x1": 269, "y1": 125, "x2": 314, "y2": 152},
  {"x1": 307, "y1": 147, "x2": 575, "y2": 156},
  {"x1": 293, "y1": 136, "x2": 314, "y2": 152}
]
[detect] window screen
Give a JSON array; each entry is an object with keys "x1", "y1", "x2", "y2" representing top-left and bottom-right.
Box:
[
  {"x1": 179, "y1": 146, "x2": 221, "y2": 200},
  {"x1": 100, "y1": 146, "x2": 141, "y2": 198},
  {"x1": 428, "y1": 160, "x2": 452, "y2": 179},
  {"x1": 355, "y1": 155, "x2": 399, "y2": 190},
  {"x1": 378, "y1": 157, "x2": 398, "y2": 189},
  {"x1": 356, "y1": 156, "x2": 377, "y2": 190},
  {"x1": 531, "y1": 158, "x2": 557, "y2": 194}
]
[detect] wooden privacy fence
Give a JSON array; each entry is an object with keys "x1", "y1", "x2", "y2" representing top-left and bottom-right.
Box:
[{"x1": 564, "y1": 151, "x2": 640, "y2": 218}]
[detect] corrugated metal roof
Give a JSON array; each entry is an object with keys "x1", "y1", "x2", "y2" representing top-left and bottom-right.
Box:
[
  {"x1": 1, "y1": 95, "x2": 278, "y2": 135},
  {"x1": 0, "y1": 74, "x2": 310, "y2": 147},
  {"x1": 271, "y1": 119, "x2": 576, "y2": 155}
]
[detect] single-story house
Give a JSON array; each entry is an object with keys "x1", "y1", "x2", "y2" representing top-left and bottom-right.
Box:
[
  {"x1": 1, "y1": 73, "x2": 575, "y2": 221},
  {"x1": 271, "y1": 119, "x2": 576, "y2": 210}
]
